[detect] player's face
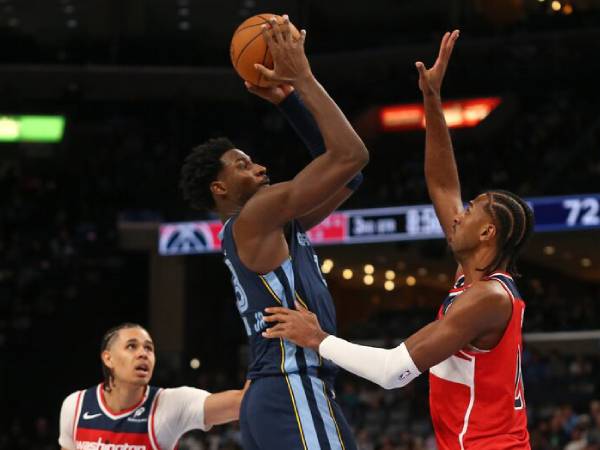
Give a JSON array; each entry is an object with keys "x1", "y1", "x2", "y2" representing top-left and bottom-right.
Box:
[
  {"x1": 449, "y1": 194, "x2": 496, "y2": 254},
  {"x1": 216, "y1": 149, "x2": 269, "y2": 206},
  {"x1": 104, "y1": 327, "x2": 155, "y2": 387}
]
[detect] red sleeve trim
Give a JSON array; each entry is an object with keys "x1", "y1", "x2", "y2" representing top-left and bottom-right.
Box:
[{"x1": 72, "y1": 390, "x2": 84, "y2": 439}]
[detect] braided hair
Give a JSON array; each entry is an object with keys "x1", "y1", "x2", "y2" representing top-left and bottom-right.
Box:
[
  {"x1": 180, "y1": 137, "x2": 236, "y2": 211},
  {"x1": 100, "y1": 323, "x2": 146, "y2": 392},
  {"x1": 481, "y1": 190, "x2": 535, "y2": 277}
]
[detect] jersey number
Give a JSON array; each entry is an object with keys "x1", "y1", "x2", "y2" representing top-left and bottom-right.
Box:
[
  {"x1": 514, "y1": 345, "x2": 524, "y2": 409},
  {"x1": 224, "y1": 258, "x2": 249, "y2": 314}
]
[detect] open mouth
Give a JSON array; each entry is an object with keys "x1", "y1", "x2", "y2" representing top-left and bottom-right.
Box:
[{"x1": 134, "y1": 363, "x2": 150, "y2": 376}]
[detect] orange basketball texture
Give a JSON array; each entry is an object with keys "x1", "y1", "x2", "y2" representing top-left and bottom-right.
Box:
[{"x1": 230, "y1": 14, "x2": 300, "y2": 87}]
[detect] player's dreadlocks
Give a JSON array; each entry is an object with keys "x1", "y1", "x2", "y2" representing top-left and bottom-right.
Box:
[
  {"x1": 180, "y1": 137, "x2": 236, "y2": 211},
  {"x1": 100, "y1": 322, "x2": 146, "y2": 392},
  {"x1": 481, "y1": 189, "x2": 535, "y2": 277}
]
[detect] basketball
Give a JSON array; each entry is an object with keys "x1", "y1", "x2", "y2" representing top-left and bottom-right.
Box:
[{"x1": 230, "y1": 13, "x2": 300, "y2": 87}]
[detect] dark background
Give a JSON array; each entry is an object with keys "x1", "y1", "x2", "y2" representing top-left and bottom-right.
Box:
[{"x1": 1, "y1": 1, "x2": 599, "y2": 449}]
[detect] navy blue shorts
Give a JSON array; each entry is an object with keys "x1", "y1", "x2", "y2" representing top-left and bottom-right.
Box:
[{"x1": 240, "y1": 374, "x2": 357, "y2": 450}]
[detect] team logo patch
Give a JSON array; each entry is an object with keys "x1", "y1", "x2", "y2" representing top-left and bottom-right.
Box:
[
  {"x1": 399, "y1": 369, "x2": 412, "y2": 381},
  {"x1": 296, "y1": 232, "x2": 310, "y2": 246},
  {"x1": 159, "y1": 222, "x2": 215, "y2": 255}
]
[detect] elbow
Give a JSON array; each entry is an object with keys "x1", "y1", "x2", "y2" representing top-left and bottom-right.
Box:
[
  {"x1": 375, "y1": 371, "x2": 397, "y2": 390},
  {"x1": 378, "y1": 374, "x2": 415, "y2": 390},
  {"x1": 379, "y1": 380, "x2": 396, "y2": 390},
  {"x1": 342, "y1": 143, "x2": 369, "y2": 171},
  {"x1": 378, "y1": 374, "x2": 401, "y2": 390},
  {"x1": 355, "y1": 143, "x2": 369, "y2": 168}
]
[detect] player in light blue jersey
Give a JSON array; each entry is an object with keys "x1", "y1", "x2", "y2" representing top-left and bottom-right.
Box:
[{"x1": 180, "y1": 15, "x2": 368, "y2": 450}]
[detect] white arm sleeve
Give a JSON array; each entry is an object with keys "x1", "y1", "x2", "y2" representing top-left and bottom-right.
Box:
[
  {"x1": 154, "y1": 387, "x2": 212, "y2": 450},
  {"x1": 58, "y1": 391, "x2": 80, "y2": 449},
  {"x1": 319, "y1": 336, "x2": 421, "y2": 390}
]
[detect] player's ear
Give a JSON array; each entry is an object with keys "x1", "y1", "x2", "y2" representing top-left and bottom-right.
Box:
[
  {"x1": 210, "y1": 180, "x2": 227, "y2": 197},
  {"x1": 101, "y1": 350, "x2": 113, "y2": 369},
  {"x1": 480, "y1": 223, "x2": 496, "y2": 242}
]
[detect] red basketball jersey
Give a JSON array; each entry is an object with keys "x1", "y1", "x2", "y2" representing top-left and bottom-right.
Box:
[
  {"x1": 429, "y1": 272, "x2": 530, "y2": 450},
  {"x1": 73, "y1": 384, "x2": 165, "y2": 450}
]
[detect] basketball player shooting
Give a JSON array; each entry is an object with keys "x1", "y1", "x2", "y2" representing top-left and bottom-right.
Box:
[
  {"x1": 262, "y1": 30, "x2": 534, "y2": 450},
  {"x1": 180, "y1": 15, "x2": 368, "y2": 450}
]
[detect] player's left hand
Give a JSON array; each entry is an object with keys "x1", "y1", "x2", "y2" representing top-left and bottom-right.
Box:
[
  {"x1": 262, "y1": 302, "x2": 329, "y2": 351},
  {"x1": 245, "y1": 81, "x2": 294, "y2": 105},
  {"x1": 415, "y1": 29, "x2": 459, "y2": 97},
  {"x1": 254, "y1": 15, "x2": 311, "y2": 86}
]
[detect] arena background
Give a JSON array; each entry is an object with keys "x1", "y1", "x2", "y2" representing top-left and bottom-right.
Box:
[{"x1": 1, "y1": 1, "x2": 599, "y2": 449}]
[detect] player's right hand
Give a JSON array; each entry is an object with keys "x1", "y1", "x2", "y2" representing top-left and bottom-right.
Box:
[
  {"x1": 245, "y1": 81, "x2": 294, "y2": 105},
  {"x1": 262, "y1": 301, "x2": 329, "y2": 351},
  {"x1": 254, "y1": 15, "x2": 312, "y2": 86}
]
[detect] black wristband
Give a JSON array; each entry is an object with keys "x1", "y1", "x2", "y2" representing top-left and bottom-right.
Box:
[{"x1": 278, "y1": 91, "x2": 326, "y2": 157}]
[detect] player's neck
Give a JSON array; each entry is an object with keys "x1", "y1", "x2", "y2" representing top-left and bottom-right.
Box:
[
  {"x1": 459, "y1": 246, "x2": 503, "y2": 284},
  {"x1": 103, "y1": 383, "x2": 146, "y2": 413},
  {"x1": 217, "y1": 202, "x2": 241, "y2": 223}
]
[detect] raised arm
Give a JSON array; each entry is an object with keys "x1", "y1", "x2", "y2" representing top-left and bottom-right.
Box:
[
  {"x1": 416, "y1": 30, "x2": 462, "y2": 239},
  {"x1": 245, "y1": 83, "x2": 363, "y2": 230},
  {"x1": 237, "y1": 16, "x2": 368, "y2": 232}
]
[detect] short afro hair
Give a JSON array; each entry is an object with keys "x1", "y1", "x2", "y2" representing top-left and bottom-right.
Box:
[{"x1": 180, "y1": 137, "x2": 235, "y2": 211}]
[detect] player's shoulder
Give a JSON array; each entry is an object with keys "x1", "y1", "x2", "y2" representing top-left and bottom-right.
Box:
[
  {"x1": 160, "y1": 385, "x2": 191, "y2": 396},
  {"x1": 453, "y1": 278, "x2": 511, "y2": 314},
  {"x1": 471, "y1": 277, "x2": 511, "y2": 302},
  {"x1": 475, "y1": 276, "x2": 509, "y2": 293},
  {"x1": 153, "y1": 386, "x2": 210, "y2": 423},
  {"x1": 446, "y1": 280, "x2": 512, "y2": 331},
  {"x1": 63, "y1": 388, "x2": 86, "y2": 404},
  {"x1": 62, "y1": 384, "x2": 102, "y2": 406},
  {"x1": 237, "y1": 181, "x2": 291, "y2": 220},
  {"x1": 158, "y1": 386, "x2": 210, "y2": 403},
  {"x1": 60, "y1": 389, "x2": 86, "y2": 416}
]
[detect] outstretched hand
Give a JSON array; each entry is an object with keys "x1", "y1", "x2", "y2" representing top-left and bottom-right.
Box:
[
  {"x1": 415, "y1": 30, "x2": 460, "y2": 97},
  {"x1": 254, "y1": 15, "x2": 312, "y2": 86},
  {"x1": 244, "y1": 81, "x2": 294, "y2": 105},
  {"x1": 262, "y1": 301, "x2": 329, "y2": 350}
]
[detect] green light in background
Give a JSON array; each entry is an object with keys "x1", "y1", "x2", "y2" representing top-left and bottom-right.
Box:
[
  {"x1": 0, "y1": 115, "x2": 65, "y2": 143},
  {"x1": 0, "y1": 117, "x2": 19, "y2": 141}
]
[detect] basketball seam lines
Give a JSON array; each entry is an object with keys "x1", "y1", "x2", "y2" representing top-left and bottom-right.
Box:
[
  {"x1": 234, "y1": 29, "x2": 265, "y2": 68},
  {"x1": 232, "y1": 16, "x2": 268, "y2": 35}
]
